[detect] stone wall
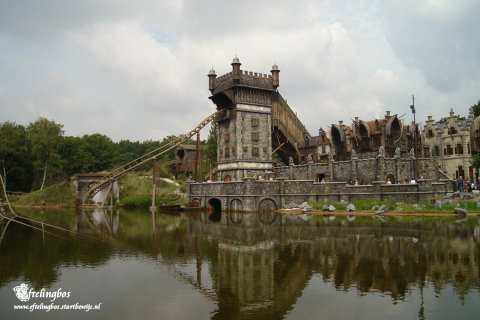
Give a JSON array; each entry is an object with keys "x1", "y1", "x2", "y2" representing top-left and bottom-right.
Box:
[
  {"x1": 273, "y1": 156, "x2": 448, "y2": 184},
  {"x1": 187, "y1": 178, "x2": 452, "y2": 212}
]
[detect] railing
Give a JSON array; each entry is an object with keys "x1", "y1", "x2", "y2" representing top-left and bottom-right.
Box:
[{"x1": 84, "y1": 109, "x2": 225, "y2": 203}]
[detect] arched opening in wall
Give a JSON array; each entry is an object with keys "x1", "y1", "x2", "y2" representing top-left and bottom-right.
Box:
[
  {"x1": 386, "y1": 173, "x2": 395, "y2": 184},
  {"x1": 457, "y1": 166, "x2": 464, "y2": 179},
  {"x1": 358, "y1": 121, "x2": 370, "y2": 151},
  {"x1": 258, "y1": 199, "x2": 278, "y2": 225},
  {"x1": 258, "y1": 199, "x2": 279, "y2": 224},
  {"x1": 331, "y1": 125, "x2": 346, "y2": 161},
  {"x1": 385, "y1": 116, "x2": 401, "y2": 151},
  {"x1": 176, "y1": 149, "x2": 185, "y2": 161},
  {"x1": 258, "y1": 211, "x2": 278, "y2": 224},
  {"x1": 230, "y1": 199, "x2": 243, "y2": 212},
  {"x1": 208, "y1": 198, "x2": 222, "y2": 222}
]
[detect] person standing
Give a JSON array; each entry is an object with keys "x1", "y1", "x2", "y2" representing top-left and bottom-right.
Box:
[{"x1": 457, "y1": 176, "x2": 464, "y2": 193}]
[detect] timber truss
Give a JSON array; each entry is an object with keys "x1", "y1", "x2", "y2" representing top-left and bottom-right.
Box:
[{"x1": 83, "y1": 109, "x2": 225, "y2": 204}]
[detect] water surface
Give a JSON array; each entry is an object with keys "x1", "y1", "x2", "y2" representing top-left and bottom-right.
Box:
[{"x1": 1, "y1": 209, "x2": 479, "y2": 319}]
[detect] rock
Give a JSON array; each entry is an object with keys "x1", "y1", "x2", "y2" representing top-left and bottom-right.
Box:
[
  {"x1": 299, "y1": 202, "x2": 309, "y2": 210},
  {"x1": 301, "y1": 203, "x2": 312, "y2": 212},
  {"x1": 371, "y1": 205, "x2": 379, "y2": 212},
  {"x1": 412, "y1": 204, "x2": 422, "y2": 210},
  {"x1": 322, "y1": 204, "x2": 329, "y2": 211},
  {"x1": 328, "y1": 205, "x2": 336, "y2": 212},
  {"x1": 340, "y1": 199, "x2": 347, "y2": 204},
  {"x1": 378, "y1": 204, "x2": 386, "y2": 211},
  {"x1": 443, "y1": 199, "x2": 453, "y2": 205},
  {"x1": 347, "y1": 203, "x2": 356, "y2": 212},
  {"x1": 434, "y1": 200, "x2": 443, "y2": 209},
  {"x1": 462, "y1": 193, "x2": 474, "y2": 200},
  {"x1": 454, "y1": 207, "x2": 467, "y2": 215}
]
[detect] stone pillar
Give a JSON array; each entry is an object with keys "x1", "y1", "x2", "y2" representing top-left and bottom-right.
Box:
[
  {"x1": 372, "y1": 181, "x2": 382, "y2": 201},
  {"x1": 276, "y1": 177, "x2": 287, "y2": 209},
  {"x1": 328, "y1": 155, "x2": 334, "y2": 182},
  {"x1": 243, "y1": 177, "x2": 256, "y2": 211},
  {"x1": 416, "y1": 179, "x2": 431, "y2": 203}
]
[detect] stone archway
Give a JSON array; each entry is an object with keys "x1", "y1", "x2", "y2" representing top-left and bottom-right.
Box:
[
  {"x1": 386, "y1": 173, "x2": 396, "y2": 184},
  {"x1": 230, "y1": 198, "x2": 243, "y2": 211},
  {"x1": 207, "y1": 198, "x2": 222, "y2": 222}
]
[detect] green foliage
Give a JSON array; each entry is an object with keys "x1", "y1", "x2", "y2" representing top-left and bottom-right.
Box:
[
  {"x1": 470, "y1": 154, "x2": 480, "y2": 169},
  {"x1": 27, "y1": 117, "x2": 64, "y2": 190},
  {"x1": 471, "y1": 99, "x2": 480, "y2": 117},
  {"x1": 0, "y1": 122, "x2": 34, "y2": 191},
  {"x1": 13, "y1": 181, "x2": 74, "y2": 206}
]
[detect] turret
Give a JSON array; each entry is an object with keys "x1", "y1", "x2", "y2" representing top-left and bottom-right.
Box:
[
  {"x1": 208, "y1": 67, "x2": 217, "y2": 93},
  {"x1": 271, "y1": 63, "x2": 280, "y2": 89},
  {"x1": 231, "y1": 56, "x2": 241, "y2": 82}
]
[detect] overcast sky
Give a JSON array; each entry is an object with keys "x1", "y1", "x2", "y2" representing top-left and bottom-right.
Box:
[{"x1": 1, "y1": 0, "x2": 479, "y2": 141}]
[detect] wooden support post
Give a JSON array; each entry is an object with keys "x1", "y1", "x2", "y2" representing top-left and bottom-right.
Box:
[
  {"x1": 150, "y1": 158, "x2": 157, "y2": 211},
  {"x1": 194, "y1": 132, "x2": 200, "y2": 182}
]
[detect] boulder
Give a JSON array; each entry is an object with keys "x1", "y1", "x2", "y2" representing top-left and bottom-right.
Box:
[
  {"x1": 346, "y1": 203, "x2": 356, "y2": 212},
  {"x1": 454, "y1": 207, "x2": 467, "y2": 215}
]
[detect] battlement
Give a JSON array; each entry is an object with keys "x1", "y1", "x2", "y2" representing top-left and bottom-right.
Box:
[{"x1": 212, "y1": 69, "x2": 275, "y2": 94}]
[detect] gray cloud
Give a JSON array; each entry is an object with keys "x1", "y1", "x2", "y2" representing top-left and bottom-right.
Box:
[{"x1": 0, "y1": 0, "x2": 479, "y2": 141}]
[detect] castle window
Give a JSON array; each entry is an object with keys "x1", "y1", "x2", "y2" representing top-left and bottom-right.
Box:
[
  {"x1": 434, "y1": 146, "x2": 440, "y2": 156},
  {"x1": 446, "y1": 144, "x2": 453, "y2": 155},
  {"x1": 449, "y1": 126, "x2": 457, "y2": 135},
  {"x1": 252, "y1": 146, "x2": 259, "y2": 157},
  {"x1": 423, "y1": 146, "x2": 430, "y2": 157},
  {"x1": 224, "y1": 132, "x2": 230, "y2": 142},
  {"x1": 456, "y1": 144, "x2": 463, "y2": 155},
  {"x1": 251, "y1": 131, "x2": 259, "y2": 141},
  {"x1": 428, "y1": 129, "x2": 434, "y2": 138},
  {"x1": 251, "y1": 117, "x2": 259, "y2": 128}
]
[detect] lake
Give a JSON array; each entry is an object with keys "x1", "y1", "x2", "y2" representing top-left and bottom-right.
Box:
[{"x1": 0, "y1": 208, "x2": 479, "y2": 319}]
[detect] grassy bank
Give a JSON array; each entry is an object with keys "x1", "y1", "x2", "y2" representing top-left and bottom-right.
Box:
[
  {"x1": 312, "y1": 197, "x2": 480, "y2": 213},
  {"x1": 10, "y1": 172, "x2": 186, "y2": 209}
]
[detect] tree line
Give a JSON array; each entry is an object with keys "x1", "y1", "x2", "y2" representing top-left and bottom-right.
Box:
[{"x1": 0, "y1": 117, "x2": 206, "y2": 192}]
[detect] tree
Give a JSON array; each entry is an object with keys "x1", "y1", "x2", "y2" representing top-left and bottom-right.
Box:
[
  {"x1": 58, "y1": 136, "x2": 94, "y2": 176},
  {"x1": 471, "y1": 154, "x2": 480, "y2": 173},
  {"x1": 471, "y1": 99, "x2": 480, "y2": 117},
  {"x1": 0, "y1": 122, "x2": 34, "y2": 191},
  {"x1": 27, "y1": 118, "x2": 64, "y2": 190},
  {"x1": 81, "y1": 134, "x2": 116, "y2": 172}
]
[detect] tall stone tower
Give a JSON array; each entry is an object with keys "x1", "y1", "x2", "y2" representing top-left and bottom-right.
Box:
[{"x1": 208, "y1": 57, "x2": 280, "y2": 181}]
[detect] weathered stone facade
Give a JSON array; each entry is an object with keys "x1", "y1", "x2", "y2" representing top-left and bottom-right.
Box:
[
  {"x1": 188, "y1": 178, "x2": 450, "y2": 212},
  {"x1": 208, "y1": 57, "x2": 308, "y2": 181},
  {"x1": 422, "y1": 108, "x2": 475, "y2": 180},
  {"x1": 186, "y1": 57, "x2": 464, "y2": 211}
]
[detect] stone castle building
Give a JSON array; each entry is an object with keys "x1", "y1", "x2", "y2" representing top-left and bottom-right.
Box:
[
  {"x1": 186, "y1": 57, "x2": 465, "y2": 211},
  {"x1": 295, "y1": 105, "x2": 480, "y2": 182}
]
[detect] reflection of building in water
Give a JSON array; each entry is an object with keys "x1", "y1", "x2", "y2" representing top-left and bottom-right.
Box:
[
  {"x1": 217, "y1": 241, "x2": 274, "y2": 309},
  {"x1": 186, "y1": 213, "x2": 480, "y2": 306},
  {"x1": 75, "y1": 208, "x2": 119, "y2": 238}
]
